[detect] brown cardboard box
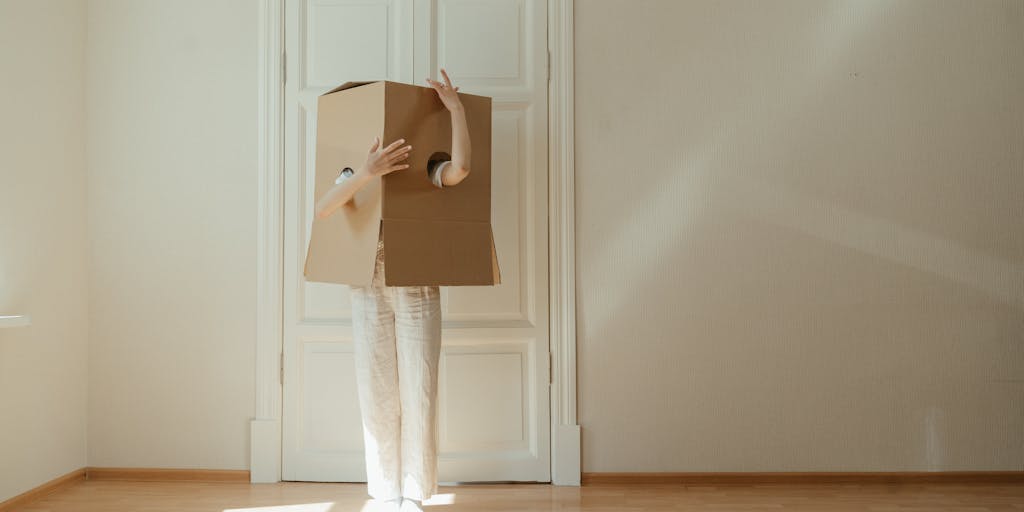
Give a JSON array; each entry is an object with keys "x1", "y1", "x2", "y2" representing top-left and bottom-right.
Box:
[{"x1": 303, "y1": 80, "x2": 500, "y2": 287}]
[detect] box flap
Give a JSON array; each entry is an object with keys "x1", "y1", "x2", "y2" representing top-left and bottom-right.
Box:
[
  {"x1": 304, "y1": 81, "x2": 386, "y2": 286},
  {"x1": 322, "y1": 80, "x2": 380, "y2": 96},
  {"x1": 381, "y1": 218, "x2": 497, "y2": 286},
  {"x1": 490, "y1": 226, "x2": 502, "y2": 285}
]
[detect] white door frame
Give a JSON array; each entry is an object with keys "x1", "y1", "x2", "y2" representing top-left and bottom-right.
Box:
[{"x1": 250, "y1": 0, "x2": 579, "y2": 486}]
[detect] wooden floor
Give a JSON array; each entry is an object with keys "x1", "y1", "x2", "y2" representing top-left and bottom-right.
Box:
[{"x1": 14, "y1": 480, "x2": 1024, "y2": 512}]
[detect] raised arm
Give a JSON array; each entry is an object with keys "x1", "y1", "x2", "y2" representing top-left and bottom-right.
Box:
[
  {"x1": 426, "y1": 69, "x2": 471, "y2": 186},
  {"x1": 314, "y1": 136, "x2": 411, "y2": 219}
]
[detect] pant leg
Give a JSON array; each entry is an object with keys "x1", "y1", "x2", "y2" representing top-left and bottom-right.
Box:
[
  {"x1": 393, "y1": 284, "x2": 443, "y2": 500},
  {"x1": 351, "y1": 251, "x2": 402, "y2": 500}
]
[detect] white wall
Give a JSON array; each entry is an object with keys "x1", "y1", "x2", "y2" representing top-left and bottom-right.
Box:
[
  {"x1": 4, "y1": 0, "x2": 1022, "y2": 497},
  {"x1": 85, "y1": 0, "x2": 258, "y2": 469},
  {"x1": 576, "y1": 0, "x2": 1024, "y2": 471},
  {"x1": 0, "y1": 0, "x2": 89, "y2": 501}
]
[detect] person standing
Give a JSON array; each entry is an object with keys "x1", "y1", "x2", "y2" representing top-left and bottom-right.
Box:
[{"x1": 313, "y1": 69, "x2": 471, "y2": 512}]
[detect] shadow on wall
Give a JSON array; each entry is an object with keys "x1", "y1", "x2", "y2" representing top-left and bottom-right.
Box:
[
  {"x1": 583, "y1": 0, "x2": 1022, "y2": 322},
  {"x1": 577, "y1": 0, "x2": 1024, "y2": 471}
]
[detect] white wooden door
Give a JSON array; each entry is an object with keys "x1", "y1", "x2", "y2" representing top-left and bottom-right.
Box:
[{"x1": 281, "y1": 0, "x2": 550, "y2": 483}]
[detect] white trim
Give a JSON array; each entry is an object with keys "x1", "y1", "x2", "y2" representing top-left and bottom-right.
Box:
[
  {"x1": 548, "y1": 0, "x2": 580, "y2": 486},
  {"x1": 253, "y1": 0, "x2": 578, "y2": 484},
  {"x1": 252, "y1": 0, "x2": 285, "y2": 484}
]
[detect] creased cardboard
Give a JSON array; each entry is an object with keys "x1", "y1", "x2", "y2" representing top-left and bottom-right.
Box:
[{"x1": 304, "y1": 80, "x2": 500, "y2": 287}]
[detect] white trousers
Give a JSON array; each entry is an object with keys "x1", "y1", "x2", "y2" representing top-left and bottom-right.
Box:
[{"x1": 350, "y1": 241, "x2": 442, "y2": 501}]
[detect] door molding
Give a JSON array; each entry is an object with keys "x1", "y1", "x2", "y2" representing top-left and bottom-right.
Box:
[
  {"x1": 252, "y1": 0, "x2": 284, "y2": 484},
  {"x1": 251, "y1": 0, "x2": 579, "y2": 485},
  {"x1": 546, "y1": 0, "x2": 581, "y2": 487}
]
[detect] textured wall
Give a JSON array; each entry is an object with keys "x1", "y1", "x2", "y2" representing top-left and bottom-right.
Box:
[
  {"x1": 576, "y1": 0, "x2": 1024, "y2": 471},
  {"x1": 86, "y1": 0, "x2": 258, "y2": 470},
  {"x1": 0, "y1": 0, "x2": 89, "y2": 502}
]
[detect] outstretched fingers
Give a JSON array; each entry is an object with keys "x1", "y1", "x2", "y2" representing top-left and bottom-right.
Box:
[
  {"x1": 386, "y1": 145, "x2": 412, "y2": 162},
  {"x1": 381, "y1": 137, "x2": 406, "y2": 153},
  {"x1": 425, "y1": 77, "x2": 444, "y2": 93}
]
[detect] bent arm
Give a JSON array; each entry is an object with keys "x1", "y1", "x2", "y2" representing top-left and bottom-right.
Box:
[
  {"x1": 442, "y1": 106, "x2": 472, "y2": 186},
  {"x1": 314, "y1": 170, "x2": 373, "y2": 219},
  {"x1": 315, "y1": 136, "x2": 411, "y2": 219}
]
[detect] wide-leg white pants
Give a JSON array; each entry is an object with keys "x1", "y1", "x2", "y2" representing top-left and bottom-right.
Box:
[{"x1": 350, "y1": 241, "x2": 442, "y2": 501}]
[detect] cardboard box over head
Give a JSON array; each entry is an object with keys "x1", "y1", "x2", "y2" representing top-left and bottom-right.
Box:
[{"x1": 303, "y1": 80, "x2": 500, "y2": 287}]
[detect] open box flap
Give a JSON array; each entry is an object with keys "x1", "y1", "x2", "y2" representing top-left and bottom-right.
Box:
[
  {"x1": 381, "y1": 218, "x2": 498, "y2": 286},
  {"x1": 322, "y1": 80, "x2": 379, "y2": 96}
]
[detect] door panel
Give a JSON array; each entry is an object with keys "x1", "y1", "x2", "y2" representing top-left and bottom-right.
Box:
[{"x1": 282, "y1": 0, "x2": 549, "y2": 483}]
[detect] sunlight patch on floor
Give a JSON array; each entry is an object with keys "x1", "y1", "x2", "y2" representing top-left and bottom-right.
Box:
[
  {"x1": 423, "y1": 493, "x2": 456, "y2": 505},
  {"x1": 224, "y1": 502, "x2": 337, "y2": 512}
]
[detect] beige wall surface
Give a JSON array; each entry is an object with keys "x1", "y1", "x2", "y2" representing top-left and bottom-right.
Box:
[
  {"x1": 575, "y1": 0, "x2": 1024, "y2": 471},
  {"x1": 0, "y1": 0, "x2": 89, "y2": 501},
  {"x1": 85, "y1": 0, "x2": 258, "y2": 470},
  {"x1": 3, "y1": 0, "x2": 1022, "y2": 496}
]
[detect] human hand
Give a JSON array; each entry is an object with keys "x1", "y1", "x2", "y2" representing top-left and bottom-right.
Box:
[
  {"x1": 357, "y1": 136, "x2": 412, "y2": 178},
  {"x1": 425, "y1": 68, "x2": 464, "y2": 112}
]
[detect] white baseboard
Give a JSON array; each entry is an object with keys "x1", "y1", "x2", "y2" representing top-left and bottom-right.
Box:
[
  {"x1": 552, "y1": 424, "x2": 581, "y2": 486},
  {"x1": 250, "y1": 418, "x2": 280, "y2": 483}
]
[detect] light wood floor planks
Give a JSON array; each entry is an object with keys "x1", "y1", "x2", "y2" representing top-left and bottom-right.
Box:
[{"x1": 13, "y1": 480, "x2": 1024, "y2": 512}]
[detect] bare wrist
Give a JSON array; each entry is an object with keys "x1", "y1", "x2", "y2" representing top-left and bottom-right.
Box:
[{"x1": 352, "y1": 166, "x2": 374, "y2": 181}]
